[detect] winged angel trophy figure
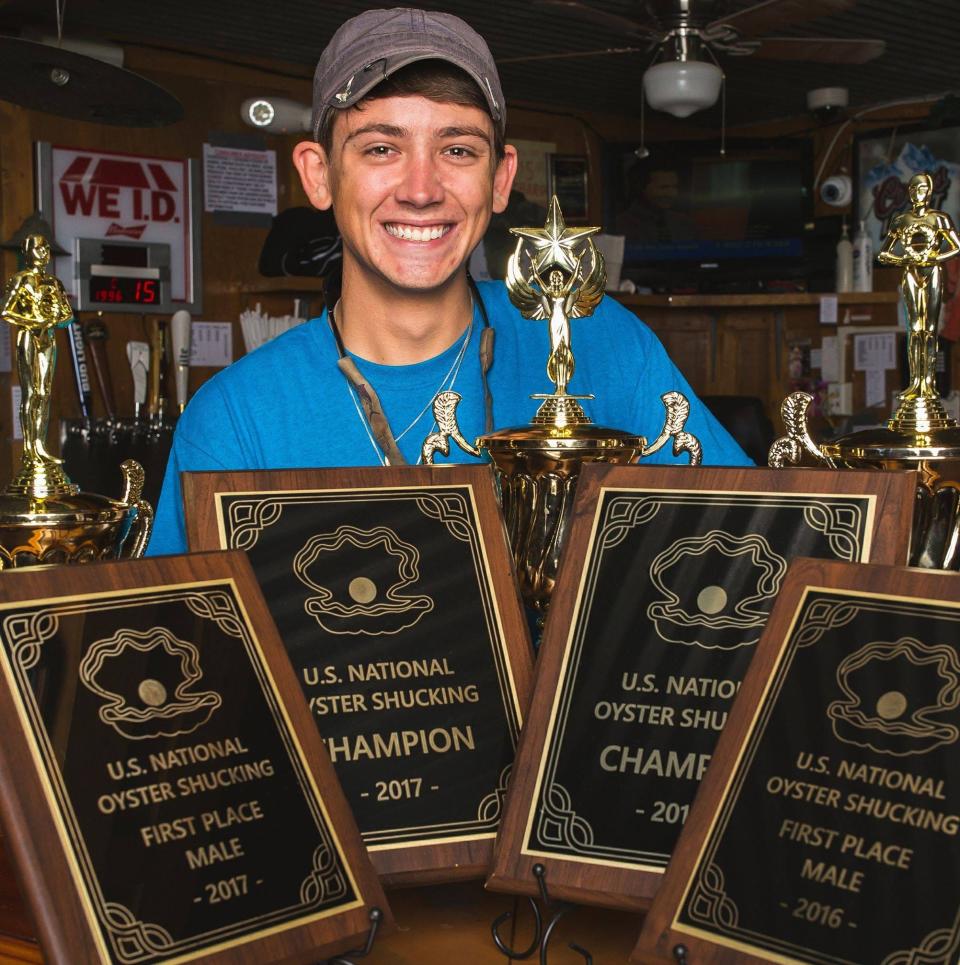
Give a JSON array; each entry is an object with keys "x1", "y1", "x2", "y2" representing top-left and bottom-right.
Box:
[{"x1": 507, "y1": 219, "x2": 604, "y2": 415}]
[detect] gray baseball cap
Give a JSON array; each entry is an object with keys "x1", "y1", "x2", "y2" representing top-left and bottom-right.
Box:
[{"x1": 311, "y1": 7, "x2": 505, "y2": 142}]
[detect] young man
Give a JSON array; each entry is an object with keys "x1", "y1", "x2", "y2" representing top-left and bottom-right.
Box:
[{"x1": 147, "y1": 7, "x2": 750, "y2": 556}]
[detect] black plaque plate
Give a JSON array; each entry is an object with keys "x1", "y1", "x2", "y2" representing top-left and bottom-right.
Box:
[
  {"x1": 0, "y1": 552, "x2": 390, "y2": 965},
  {"x1": 634, "y1": 559, "x2": 960, "y2": 965},
  {"x1": 488, "y1": 465, "x2": 915, "y2": 910},
  {"x1": 185, "y1": 466, "x2": 533, "y2": 883}
]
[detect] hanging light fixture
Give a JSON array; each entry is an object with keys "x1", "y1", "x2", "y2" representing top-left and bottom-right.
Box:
[{"x1": 642, "y1": 25, "x2": 722, "y2": 118}]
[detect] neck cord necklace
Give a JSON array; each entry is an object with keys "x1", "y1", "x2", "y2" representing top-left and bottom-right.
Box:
[
  {"x1": 394, "y1": 318, "x2": 472, "y2": 443},
  {"x1": 330, "y1": 274, "x2": 495, "y2": 466},
  {"x1": 340, "y1": 316, "x2": 472, "y2": 465}
]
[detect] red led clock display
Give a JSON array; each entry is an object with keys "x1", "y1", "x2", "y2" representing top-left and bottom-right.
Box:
[{"x1": 89, "y1": 276, "x2": 159, "y2": 305}]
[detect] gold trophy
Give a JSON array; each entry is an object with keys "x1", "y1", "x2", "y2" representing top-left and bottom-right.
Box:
[
  {"x1": 769, "y1": 172, "x2": 960, "y2": 570},
  {"x1": 423, "y1": 198, "x2": 702, "y2": 614},
  {"x1": 0, "y1": 234, "x2": 152, "y2": 567}
]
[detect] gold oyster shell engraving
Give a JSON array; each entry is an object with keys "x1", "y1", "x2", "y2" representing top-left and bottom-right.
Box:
[
  {"x1": 827, "y1": 636, "x2": 960, "y2": 756},
  {"x1": 79, "y1": 627, "x2": 222, "y2": 740},
  {"x1": 647, "y1": 530, "x2": 787, "y2": 649},
  {"x1": 292, "y1": 526, "x2": 433, "y2": 635}
]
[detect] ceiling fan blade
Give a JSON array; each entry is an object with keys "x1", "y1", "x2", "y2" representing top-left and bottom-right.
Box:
[
  {"x1": 498, "y1": 45, "x2": 649, "y2": 65},
  {"x1": 708, "y1": 0, "x2": 856, "y2": 38},
  {"x1": 0, "y1": 36, "x2": 183, "y2": 125},
  {"x1": 745, "y1": 36, "x2": 886, "y2": 64},
  {"x1": 532, "y1": 0, "x2": 660, "y2": 38}
]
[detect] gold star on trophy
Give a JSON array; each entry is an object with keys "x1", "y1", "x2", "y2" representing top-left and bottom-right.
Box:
[{"x1": 510, "y1": 196, "x2": 601, "y2": 274}]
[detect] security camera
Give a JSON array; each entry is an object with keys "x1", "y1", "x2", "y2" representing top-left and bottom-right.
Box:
[
  {"x1": 240, "y1": 97, "x2": 312, "y2": 134},
  {"x1": 820, "y1": 175, "x2": 853, "y2": 207}
]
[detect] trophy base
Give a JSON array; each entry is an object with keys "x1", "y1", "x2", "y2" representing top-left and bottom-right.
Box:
[
  {"x1": 888, "y1": 395, "x2": 958, "y2": 434},
  {"x1": 5, "y1": 454, "x2": 78, "y2": 500},
  {"x1": 530, "y1": 393, "x2": 594, "y2": 427},
  {"x1": 822, "y1": 424, "x2": 960, "y2": 571},
  {"x1": 477, "y1": 423, "x2": 644, "y2": 614}
]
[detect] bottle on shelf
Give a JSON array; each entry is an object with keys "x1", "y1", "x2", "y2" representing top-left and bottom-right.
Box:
[
  {"x1": 852, "y1": 219, "x2": 873, "y2": 292},
  {"x1": 835, "y1": 220, "x2": 853, "y2": 293}
]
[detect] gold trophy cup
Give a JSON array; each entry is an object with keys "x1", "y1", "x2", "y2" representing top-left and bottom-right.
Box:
[
  {"x1": 769, "y1": 172, "x2": 960, "y2": 570},
  {"x1": 0, "y1": 234, "x2": 152, "y2": 566},
  {"x1": 423, "y1": 198, "x2": 702, "y2": 614}
]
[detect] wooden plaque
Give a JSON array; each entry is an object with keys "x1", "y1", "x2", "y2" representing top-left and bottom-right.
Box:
[
  {"x1": 0, "y1": 551, "x2": 392, "y2": 965},
  {"x1": 488, "y1": 464, "x2": 916, "y2": 911},
  {"x1": 633, "y1": 558, "x2": 960, "y2": 965},
  {"x1": 184, "y1": 466, "x2": 534, "y2": 885}
]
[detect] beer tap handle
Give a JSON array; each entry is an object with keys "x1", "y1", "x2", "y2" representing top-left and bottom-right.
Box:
[
  {"x1": 126, "y1": 340, "x2": 149, "y2": 422},
  {"x1": 147, "y1": 319, "x2": 167, "y2": 421},
  {"x1": 170, "y1": 310, "x2": 192, "y2": 413},
  {"x1": 65, "y1": 317, "x2": 93, "y2": 428},
  {"x1": 84, "y1": 313, "x2": 116, "y2": 422}
]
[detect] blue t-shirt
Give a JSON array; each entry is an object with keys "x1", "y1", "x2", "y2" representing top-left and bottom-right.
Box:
[{"x1": 148, "y1": 281, "x2": 751, "y2": 555}]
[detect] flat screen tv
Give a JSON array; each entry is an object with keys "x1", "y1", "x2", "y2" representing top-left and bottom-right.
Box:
[{"x1": 603, "y1": 140, "x2": 812, "y2": 292}]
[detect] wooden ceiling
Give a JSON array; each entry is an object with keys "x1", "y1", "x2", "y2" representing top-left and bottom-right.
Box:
[{"x1": 4, "y1": 0, "x2": 960, "y2": 129}]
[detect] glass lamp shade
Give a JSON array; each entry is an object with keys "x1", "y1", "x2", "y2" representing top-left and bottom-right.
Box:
[{"x1": 643, "y1": 60, "x2": 722, "y2": 118}]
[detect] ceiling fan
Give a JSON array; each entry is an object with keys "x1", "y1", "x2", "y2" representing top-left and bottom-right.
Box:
[{"x1": 500, "y1": 0, "x2": 886, "y2": 117}]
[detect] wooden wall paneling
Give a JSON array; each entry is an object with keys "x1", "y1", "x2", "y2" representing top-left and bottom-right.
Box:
[
  {"x1": 641, "y1": 311, "x2": 716, "y2": 396},
  {"x1": 619, "y1": 294, "x2": 907, "y2": 428},
  {"x1": 715, "y1": 312, "x2": 773, "y2": 399}
]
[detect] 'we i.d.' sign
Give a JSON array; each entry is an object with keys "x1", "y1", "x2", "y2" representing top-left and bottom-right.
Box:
[{"x1": 43, "y1": 143, "x2": 198, "y2": 305}]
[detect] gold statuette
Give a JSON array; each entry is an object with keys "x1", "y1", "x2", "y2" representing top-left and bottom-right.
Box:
[
  {"x1": 0, "y1": 235, "x2": 152, "y2": 566},
  {"x1": 769, "y1": 172, "x2": 960, "y2": 570},
  {"x1": 878, "y1": 172, "x2": 960, "y2": 430},
  {"x1": 1, "y1": 233, "x2": 75, "y2": 497},
  {"x1": 423, "y1": 197, "x2": 701, "y2": 615}
]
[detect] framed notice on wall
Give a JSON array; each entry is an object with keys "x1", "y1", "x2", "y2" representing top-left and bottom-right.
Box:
[
  {"x1": 488, "y1": 464, "x2": 915, "y2": 911},
  {"x1": 185, "y1": 465, "x2": 534, "y2": 885},
  {"x1": 634, "y1": 558, "x2": 960, "y2": 965},
  {"x1": 0, "y1": 551, "x2": 391, "y2": 965}
]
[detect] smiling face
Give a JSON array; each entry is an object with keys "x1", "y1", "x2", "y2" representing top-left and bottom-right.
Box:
[{"x1": 296, "y1": 94, "x2": 516, "y2": 297}]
